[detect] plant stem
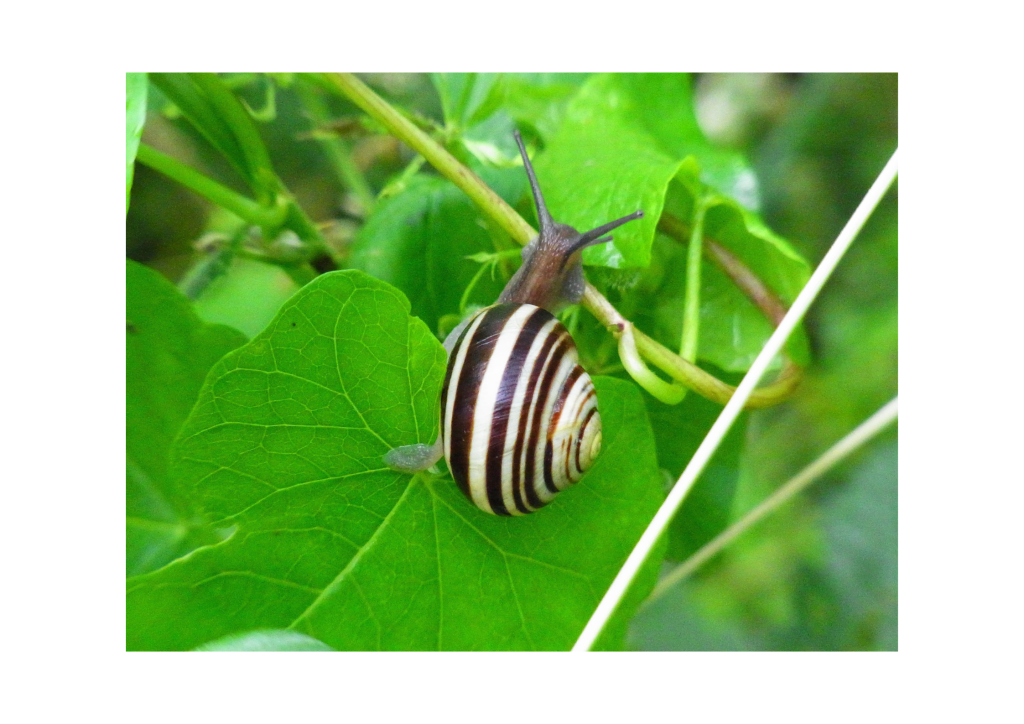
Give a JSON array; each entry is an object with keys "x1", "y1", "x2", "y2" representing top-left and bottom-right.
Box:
[
  {"x1": 634, "y1": 327, "x2": 802, "y2": 408},
  {"x1": 659, "y1": 213, "x2": 788, "y2": 326},
  {"x1": 619, "y1": 324, "x2": 686, "y2": 405},
  {"x1": 322, "y1": 73, "x2": 535, "y2": 244},
  {"x1": 136, "y1": 143, "x2": 287, "y2": 229},
  {"x1": 681, "y1": 197, "x2": 707, "y2": 363},
  {"x1": 324, "y1": 71, "x2": 802, "y2": 409},
  {"x1": 644, "y1": 397, "x2": 898, "y2": 606}
]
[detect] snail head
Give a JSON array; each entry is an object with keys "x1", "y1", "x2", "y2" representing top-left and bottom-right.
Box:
[{"x1": 498, "y1": 130, "x2": 643, "y2": 313}]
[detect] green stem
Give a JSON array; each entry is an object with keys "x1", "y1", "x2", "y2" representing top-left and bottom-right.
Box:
[
  {"x1": 327, "y1": 72, "x2": 800, "y2": 409},
  {"x1": 659, "y1": 213, "x2": 788, "y2": 326},
  {"x1": 584, "y1": 286, "x2": 802, "y2": 409},
  {"x1": 322, "y1": 73, "x2": 535, "y2": 245},
  {"x1": 136, "y1": 143, "x2": 287, "y2": 229},
  {"x1": 619, "y1": 324, "x2": 686, "y2": 405},
  {"x1": 378, "y1": 155, "x2": 426, "y2": 199},
  {"x1": 296, "y1": 80, "x2": 376, "y2": 215},
  {"x1": 681, "y1": 198, "x2": 708, "y2": 363},
  {"x1": 636, "y1": 327, "x2": 802, "y2": 408}
]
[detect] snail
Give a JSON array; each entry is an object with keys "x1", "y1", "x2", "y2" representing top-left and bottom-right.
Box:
[{"x1": 385, "y1": 130, "x2": 643, "y2": 515}]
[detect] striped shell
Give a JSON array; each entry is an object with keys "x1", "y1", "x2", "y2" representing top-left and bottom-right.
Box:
[{"x1": 440, "y1": 303, "x2": 601, "y2": 516}]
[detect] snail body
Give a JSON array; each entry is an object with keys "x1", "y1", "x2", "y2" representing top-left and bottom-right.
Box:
[{"x1": 385, "y1": 130, "x2": 642, "y2": 515}]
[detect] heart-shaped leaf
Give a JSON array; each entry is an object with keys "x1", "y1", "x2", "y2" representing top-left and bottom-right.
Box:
[{"x1": 127, "y1": 271, "x2": 665, "y2": 650}]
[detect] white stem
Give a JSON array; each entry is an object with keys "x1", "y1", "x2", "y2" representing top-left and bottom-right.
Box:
[
  {"x1": 572, "y1": 148, "x2": 899, "y2": 652},
  {"x1": 645, "y1": 396, "x2": 898, "y2": 606}
]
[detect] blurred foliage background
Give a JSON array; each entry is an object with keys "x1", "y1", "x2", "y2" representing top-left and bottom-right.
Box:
[
  {"x1": 127, "y1": 73, "x2": 897, "y2": 650},
  {"x1": 629, "y1": 74, "x2": 897, "y2": 650}
]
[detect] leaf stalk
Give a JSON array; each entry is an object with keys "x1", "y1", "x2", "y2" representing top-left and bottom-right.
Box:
[
  {"x1": 681, "y1": 196, "x2": 708, "y2": 363},
  {"x1": 136, "y1": 143, "x2": 288, "y2": 229}
]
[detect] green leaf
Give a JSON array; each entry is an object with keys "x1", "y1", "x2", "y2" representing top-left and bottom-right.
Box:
[
  {"x1": 149, "y1": 73, "x2": 278, "y2": 202},
  {"x1": 127, "y1": 261, "x2": 247, "y2": 576},
  {"x1": 188, "y1": 73, "x2": 278, "y2": 197},
  {"x1": 533, "y1": 75, "x2": 696, "y2": 269},
  {"x1": 348, "y1": 167, "x2": 524, "y2": 336},
  {"x1": 150, "y1": 73, "x2": 250, "y2": 186},
  {"x1": 665, "y1": 180, "x2": 813, "y2": 369},
  {"x1": 499, "y1": 74, "x2": 591, "y2": 142},
  {"x1": 127, "y1": 271, "x2": 665, "y2": 650},
  {"x1": 195, "y1": 629, "x2": 333, "y2": 651},
  {"x1": 531, "y1": 73, "x2": 811, "y2": 290},
  {"x1": 430, "y1": 74, "x2": 590, "y2": 167},
  {"x1": 459, "y1": 110, "x2": 521, "y2": 167},
  {"x1": 536, "y1": 122, "x2": 679, "y2": 269},
  {"x1": 430, "y1": 73, "x2": 503, "y2": 130},
  {"x1": 126, "y1": 73, "x2": 148, "y2": 213},
  {"x1": 596, "y1": 74, "x2": 759, "y2": 208},
  {"x1": 192, "y1": 257, "x2": 300, "y2": 339}
]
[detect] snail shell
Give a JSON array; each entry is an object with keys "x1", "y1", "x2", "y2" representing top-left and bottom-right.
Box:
[
  {"x1": 382, "y1": 128, "x2": 641, "y2": 516},
  {"x1": 441, "y1": 302, "x2": 601, "y2": 516}
]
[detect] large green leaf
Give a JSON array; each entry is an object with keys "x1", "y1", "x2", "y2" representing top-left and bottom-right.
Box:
[
  {"x1": 126, "y1": 261, "x2": 247, "y2": 576},
  {"x1": 348, "y1": 166, "x2": 524, "y2": 336},
  {"x1": 534, "y1": 113, "x2": 681, "y2": 269},
  {"x1": 532, "y1": 74, "x2": 810, "y2": 287},
  {"x1": 127, "y1": 270, "x2": 664, "y2": 650},
  {"x1": 126, "y1": 73, "x2": 148, "y2": 213},
  {"x1": 596, "y1": 74, "x2": 759, "y2": 207}
]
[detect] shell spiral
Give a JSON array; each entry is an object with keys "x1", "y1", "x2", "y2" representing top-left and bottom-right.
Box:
[{"x1": 440, "y1": 303, "x2": 602, "y2": 516}]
